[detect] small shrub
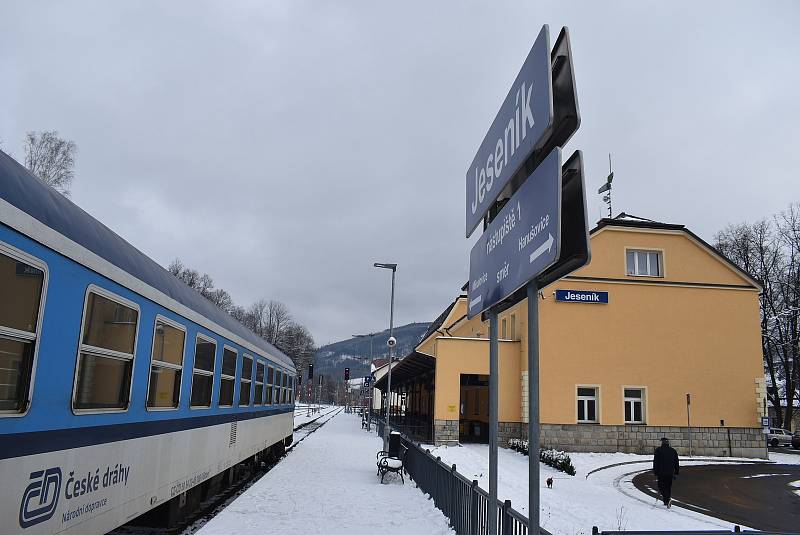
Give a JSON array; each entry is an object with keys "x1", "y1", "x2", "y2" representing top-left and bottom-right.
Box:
[{"x1": 506, "y1": 440, "x2": 575, "y2": 475}]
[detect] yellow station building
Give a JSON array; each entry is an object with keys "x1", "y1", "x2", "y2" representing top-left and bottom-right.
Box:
[{"x1": 375, "y1": 215, "x2": 767, "y2": 457}]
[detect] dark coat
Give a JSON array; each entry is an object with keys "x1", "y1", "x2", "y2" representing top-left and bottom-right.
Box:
[{"x1": 653, "y1": 444, "x2": 679, "y2": 477}]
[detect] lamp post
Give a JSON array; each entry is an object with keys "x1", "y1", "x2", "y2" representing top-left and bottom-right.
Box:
[
  {"x1": 374, "y1": 262, "x2": 397, "y2": 450},
  {"x1": 354, "y1": 332, "x2": 377, "y2": 429}
]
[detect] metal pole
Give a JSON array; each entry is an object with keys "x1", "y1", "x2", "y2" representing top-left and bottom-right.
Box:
[
  {"x1": 527, "y1": 282, "x2": 540, "y2": 535},
  {"x1": 385, "y1": 268, "x2": 396, "y2": 450},
  {"x1": 686, "y1": 393, "x2": 692, "y2": 457},
  {"x1": 488, "y1": 310, "x2": 499, "y2": 535}
]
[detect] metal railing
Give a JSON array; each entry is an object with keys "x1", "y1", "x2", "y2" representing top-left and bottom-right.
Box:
[
  {"x1": 375, "y1": 419, "x2": 548, "y2": 535},
  {"x1": 594, "y1": 530, "x2": 791, "y2": 535}
]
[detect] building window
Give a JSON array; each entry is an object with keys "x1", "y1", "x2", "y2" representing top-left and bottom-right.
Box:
[
  {"x1": 239, "y1": 355, "x2": 253, "y2": 406},
  {"x1": 501, "y1": 318, "x2": 507, "y2": 339},
  {"x1": 219, "y1": 347, "x2": 237, "y2": 407},
  {"x1": 190, "y1": 335, "x2": 216, "y2": 407},
  {"x1": 509, "y1": 314, "x2": 516, "y2": 340},
  {"x1": 146, "y1": 318, "x2": 185, "y2": 409},
  {"x1": 577, "y1": 387, "x2": 598, "y2": 423},
  {"x1": 254, "y1": 361, "x2": 265, "y2": 405},
  {"x1": 74, "y1": 290, "x2": 139, "y2": 410},
  {"x1": 626, "y1": 250, "x2": 662, "y2": 277},
  {"x1": 0, "y1": 249, "x2": 45, "y2": 413},
  {"x1": 266, "y1": 366, "x2": 274, "y2": 405},
  {"x1": 624, "y1": 388, "x2": 645, "y2": 424}
]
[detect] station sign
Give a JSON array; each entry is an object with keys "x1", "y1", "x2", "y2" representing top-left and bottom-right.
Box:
[
  {"x1": 468, "y1": 148, "x2": 562, "y2": 318},
  {"x1": 465, "y1": 25, "x2": 553, "y2": 238},
  {"x1": 555, "y1": 289, "x2": 608, "y2": 304}
]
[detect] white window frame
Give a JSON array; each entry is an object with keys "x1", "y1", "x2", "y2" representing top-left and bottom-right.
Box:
[
  {"x1": 189, "y1": 332, "x2": 217, "y2": 409},
  {"x1": 576, "y1": 385, "x2": 599, "y2": 424},
  {"x1": 625, "y1": 248, "x2": 664, "y2": 278},
  {"x1": 266, "y1": 365, "x2": 274, "y2": 406},
  {"x1": 71, "y1": 285, "x2": 140, "y2": 414},
  {"x1": 0, "y1": 241, "x2": 49, "y2": 418},
  {"x1": 623, "y1": 386, "x2": 647, "y2": 424},
  {"x1": 145, "y1": 315, "x2": 186, "y2": 411},
  {"x1": 274, "y1": 369, "x2": 282, "y2": 404},
  {"x1": 254, "y1": 359, "x2": 265, "y2": 406},
  {"x1": 219, "y1": 344, "x2": 238, "y2": 408},
  {"x1": 239, "y1": 353, "x2": 254, "y2": 407}
]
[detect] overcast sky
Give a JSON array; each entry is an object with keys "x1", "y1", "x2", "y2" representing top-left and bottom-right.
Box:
[{"x1": 2, "y1": 2, "x2": 799, "y2": 345}]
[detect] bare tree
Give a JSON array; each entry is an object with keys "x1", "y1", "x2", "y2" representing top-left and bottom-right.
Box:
[
  {"x1": 24, "y1": 131, "x2": 77, "y2": 197},
  {"x1": 716, "y1": 204, "x2": 800, "y2": 429},
  {"x1": 166, "y1": 259, "x2": 317, "y2": 368}
]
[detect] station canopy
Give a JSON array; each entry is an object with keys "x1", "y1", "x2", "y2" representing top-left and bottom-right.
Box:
[{"x1": 373, "y1": 351, "x2": 435, "y2": 391}]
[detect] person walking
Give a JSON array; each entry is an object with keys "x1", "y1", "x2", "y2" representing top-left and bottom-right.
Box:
[{"x1": 653, "y1": 437, "x2": 680, "y2": 507}]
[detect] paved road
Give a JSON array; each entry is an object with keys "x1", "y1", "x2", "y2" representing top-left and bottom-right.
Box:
[{"x1": 632, "y1": 464, "x2": 800, "y2": 531}]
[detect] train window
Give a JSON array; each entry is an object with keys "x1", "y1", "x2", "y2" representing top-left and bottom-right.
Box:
[
  {"x1": 74, "y1": 289, "x2": 139, "y2": 411},
  {"x1": 146, "y1": 317, "x2": 185, "y2": 409},
  {"x1": 274, "y1": 370, "x2": 282, "y2": 404},
  {"x1": 282, "y1": 372, "x2": 288, "y2": 404},
  {"x1": 0, "y1": 248, "x2": 45, "y2": 413},
  {"x1": 239, "y1": 354, "x2": 253, "y2": 406},
  {"x1": 254, "y1": 361, "x2": 265, "y2": 406},
  {"x1": 190, "y1": 334, "x2": 216, "y2": 407},
  {"x1": 219, "y1": 347, "x2": 237, "y2": 407},
  {"x1": 266, "y1": 366, "x2": 274, "y2": 406}
]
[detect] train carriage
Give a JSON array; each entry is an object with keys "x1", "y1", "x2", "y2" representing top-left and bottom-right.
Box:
[{"x1": 0, "y1": 150, "x2": 296, "y2": 535}]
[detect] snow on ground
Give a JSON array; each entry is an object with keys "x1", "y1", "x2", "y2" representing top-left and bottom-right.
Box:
[
  {"x1": 424, "y1": 443, "x2": 763, "y2": 535},
  {"x1": 197, "y1": 413, "x2": 453, "y2": 535},
  {"x1": 769, "y1": 451, "x2": 800, "y2": 465},
  {"x1": 293, "y1": 404, "x2": 337, "y2": 428}
]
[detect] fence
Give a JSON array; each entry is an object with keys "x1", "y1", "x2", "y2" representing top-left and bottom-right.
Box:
[
  {"x1": 374, "y1": 418, "x2": 547, "y2": 535},
  {"x1": 594, "y1": 530, "x2": 789, "y2": 535}
]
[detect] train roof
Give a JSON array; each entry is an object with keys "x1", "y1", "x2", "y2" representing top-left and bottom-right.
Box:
[{"x1": 0, "y1": 150, "x2": 294, "y2": 370}]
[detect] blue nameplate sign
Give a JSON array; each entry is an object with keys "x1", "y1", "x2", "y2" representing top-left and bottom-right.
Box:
[{"x1": 555, "y1": 289, "x2": 608, "y2": 304}]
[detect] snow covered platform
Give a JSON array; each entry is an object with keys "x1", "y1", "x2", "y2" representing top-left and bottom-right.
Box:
[{"x1": 197, "y1": 413, "x2": 453, "y2": 535}]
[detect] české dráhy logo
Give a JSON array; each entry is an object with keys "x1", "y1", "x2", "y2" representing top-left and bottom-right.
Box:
[{"x1": 19, "y1": 467, "x2": 62, "y2": 528}]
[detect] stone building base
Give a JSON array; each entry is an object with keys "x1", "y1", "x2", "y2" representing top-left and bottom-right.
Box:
[
  {"x1": 434, "y1": 419, "x2": 459, "y2": 445},
  {"x1": 530, "y1": 423, "x2": 766, "y2": 458},
  {"x1": 434, "y1": 420, "x2": 766, "y2": 458}
]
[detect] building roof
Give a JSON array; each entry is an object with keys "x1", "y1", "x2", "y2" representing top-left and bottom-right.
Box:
[
  {"x1": 593, "y1": 213, "x2": 761, "y2": 289},
  {"x1": 0, "y1": 150, "x2": 294, "y2": 369},
  {"x1": 417, "y1": 297, "x2": 461, "y2": 348}
]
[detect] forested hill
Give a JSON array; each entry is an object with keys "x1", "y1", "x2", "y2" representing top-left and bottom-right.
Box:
[{"x1": 313, "y1": 322, "x2": 431, "y2": 380}]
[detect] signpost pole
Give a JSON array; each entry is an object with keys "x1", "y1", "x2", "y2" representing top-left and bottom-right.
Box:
[
  {"x1": 488, "y1": 310, "x2": 499, "y2": 535},
  {"x1": 527, "y1": 281, "x2": 540, "y2": 535}
]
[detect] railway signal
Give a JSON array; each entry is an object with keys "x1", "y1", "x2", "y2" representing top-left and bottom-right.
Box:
[{"x1": 344, "y1": 367, "x2": 350, "y2": 381}]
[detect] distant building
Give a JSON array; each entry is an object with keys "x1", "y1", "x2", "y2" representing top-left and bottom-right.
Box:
[{"x1": 375, "y1": 216, "x2": 766, "y2": 457}]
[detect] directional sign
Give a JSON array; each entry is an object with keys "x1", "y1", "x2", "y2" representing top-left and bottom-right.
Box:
[
  {"x1": 465, "y1": 25, "x2": 553, "y2": 238},
  {"x1": 468, "y1": 148, "x2": 562, "y2": 318}
]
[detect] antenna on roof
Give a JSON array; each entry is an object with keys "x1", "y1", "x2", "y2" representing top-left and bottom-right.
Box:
[{"x1": 597, "y1": 153, "x2": 614, "y2": 217}]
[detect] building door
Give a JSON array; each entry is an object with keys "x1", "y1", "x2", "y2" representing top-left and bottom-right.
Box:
[{"x1": 460, "y1": 374, "x2": 489, "y2": 443}]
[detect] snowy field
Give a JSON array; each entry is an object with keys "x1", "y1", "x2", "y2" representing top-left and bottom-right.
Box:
[
  {"x1": 424, "y1": 443, "x2": 783, "y2": 535},
  {"x1": 197, "y1": 413, "x2": 453, "y2": 535}
]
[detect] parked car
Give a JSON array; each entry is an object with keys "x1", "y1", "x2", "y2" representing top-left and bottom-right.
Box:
[
  {"x1": 768, "y1": 428, "x2": 793, "y2": 447},
  {"x1": 792, "y1": 432, "x2": 800, "y2": 450}
]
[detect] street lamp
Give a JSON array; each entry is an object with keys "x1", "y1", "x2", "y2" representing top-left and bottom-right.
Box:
[
  {"x1": 374, "y1": 262, "x2": 397, "y2": 449},
  {"x1": 354, "y1": 332, "x2": 378, "y2": 429}
]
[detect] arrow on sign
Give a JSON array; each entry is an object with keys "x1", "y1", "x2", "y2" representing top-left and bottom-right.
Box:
[{"x1": 529, "y1": 233, "x2": 554, "y2": 264}]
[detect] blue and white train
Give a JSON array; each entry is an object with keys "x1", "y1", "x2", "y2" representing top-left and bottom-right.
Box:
[{"x1": 0, "y1": 150, "x2": 296, "y2": 535}]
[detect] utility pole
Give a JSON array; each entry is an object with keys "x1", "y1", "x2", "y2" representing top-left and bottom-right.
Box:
[{"x1": 374, "y1": 263, "x2": 397, "y2": 450}]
